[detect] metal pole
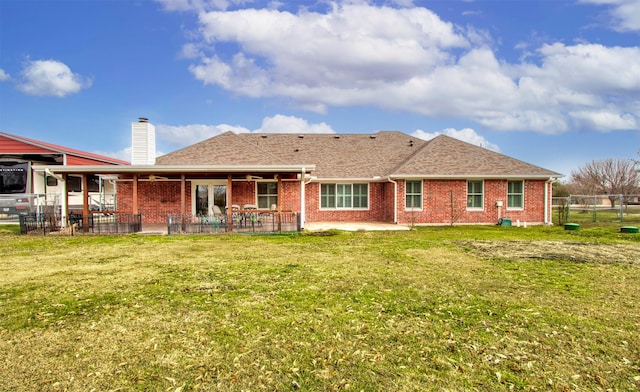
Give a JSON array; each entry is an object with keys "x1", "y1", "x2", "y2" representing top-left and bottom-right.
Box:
[{"x1": 619, "y1": 194, "x2": 624, "y2": 222}]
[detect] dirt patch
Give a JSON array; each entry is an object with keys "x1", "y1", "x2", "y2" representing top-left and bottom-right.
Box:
[{"x1": 456, "y1": 240, "x2": 640, "y2": 265}]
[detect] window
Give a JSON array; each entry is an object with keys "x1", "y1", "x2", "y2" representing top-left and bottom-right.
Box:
[
  {"x1": 320, "y1": 184, "x2": 335, "y2": 209},
  {"x1": 336, "y1": 184, "x2": 352, "y2": 208},
  {"x1": 67, "y1": 176, "x2": 82, "y2": 192},
  {"x1": 46, "y1": 176, "x2": 58, "y2": 187},
  {"x1": 467, "y1": 180, "x2": 484, "y2": 209},
  {"x1": 507, "y1": 180, "x2": 524, "y2": 209},
  {"x1": 257, "y1": 182, "x2": 278, "y2": 209},
  {"x1": 66, "y1": 175, "x2": 99, "y2": 192},
  {"x1": 353, "y1": 184, "x2": 368, "y2": 208},
  {"x1": 87, "y1": 175, "x2": 100, "y2": 192},
  {"x1": 320, "y1": 183, "x2": 368, "y2": 209},
  {"x1": 405, "y1": 180, "x2": 422, "y2": 209}
]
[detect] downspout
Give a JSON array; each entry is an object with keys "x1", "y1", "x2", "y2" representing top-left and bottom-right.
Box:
[
  {"x1": 387, "y1": 177, "x2": 398, "y2": 224},
  {"x1": 545, "y1": 177, "x2": 558, "y2": 225},
  {"x1": 300, "y1": 168, "x2": 306, "y2": 230}
]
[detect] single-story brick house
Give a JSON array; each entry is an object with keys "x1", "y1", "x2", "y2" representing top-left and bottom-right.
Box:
[{"x1": 35, "y1": 119, "x2": 562, "y2": 229}]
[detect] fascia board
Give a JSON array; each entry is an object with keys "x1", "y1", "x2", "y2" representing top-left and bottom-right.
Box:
[
  {"x1": 32, "y1": 164, "x2": 316, "y2": 174},
  {"x1": 390, "y1": 174, "x2": 563, "y2": 180}
]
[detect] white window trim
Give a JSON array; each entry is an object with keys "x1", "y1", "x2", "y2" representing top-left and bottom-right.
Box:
[
  {"x1": 256, "y1": 180, "x2": 278, "y2": 210},
  {"x1": 404, "y1": 179, "x2": 423, "y2": 211},
  {"x1": 506, "y1": 179, "x2": 525, "y2": 210},
  {"x1": 191, "y1": 180, "x2": 226, "y2": 215},
  {"x1": 466, "y1": 179, "x2": 484, "y2": 210},
  {"x1": 319, "y1": 182, "x2": 370, "y2": 210}
]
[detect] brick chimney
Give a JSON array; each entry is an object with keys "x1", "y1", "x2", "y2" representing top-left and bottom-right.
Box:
[{"x1": 131, "y1": 117, "x2": 156, "y2": 165}]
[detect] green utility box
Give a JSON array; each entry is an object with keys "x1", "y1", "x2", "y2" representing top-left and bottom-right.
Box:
[
  {"x1": 564, "y1": 223, "x2": 580, "y2": 231},
  {"x1": 620, "y1": 226, "x2": 639, "y2": 234},
  {"x1": 499, "y1": 218, "x2": 512, "y2": 226}
]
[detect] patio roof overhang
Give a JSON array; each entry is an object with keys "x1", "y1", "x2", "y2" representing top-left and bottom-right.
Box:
[{"x1": 33, "y1": 164, "x2": 316, "y2": 177}]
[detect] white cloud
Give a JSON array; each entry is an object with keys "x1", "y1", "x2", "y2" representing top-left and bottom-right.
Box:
[
  {"x1": 92, "y1": 147, "x2": 132, "y2": 162},
  {"x1": 569, "y1": 108, "x2": 638, "y2": 131},
  {"x1": 190, "y1": 3, "x2": 469, "y2": 96},
  {"x1": 389, "y1": 0, "x2": 415, "y2": 7},
  {"x1": 0, "y1": 69, "x2": 9, "y2": 81},
  {"x1": 580, "y1": 0, "x2": 640, "y2": 32},
  {"x1": 179, "y1": 43, "x2": 203, "y2": 59},
  {"x1": 155, "y1": 0, "x2": 251, "y2": 12},
  {"x1": 156, "y1": 115, "x2": 334, "y2": 149},
  {"x1": 18, "y1": 60, "x2": 92, "y2": 97},
  {"x1": 156, "y1": 123, "x2": 250, "y2": 146},
  {"x1": 412, "y1": 128, "x2": 500, "y2": 152},
  {"x1": 256, "y1": 114, "x2": 335, "y2": 133},
  {"x1": 173, "y1": 2, "x2": 640, "y2": 134}
]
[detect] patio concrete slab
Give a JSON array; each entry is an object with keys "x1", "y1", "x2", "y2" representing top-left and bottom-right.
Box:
[
  {"x1": 139, "y1": 222, "x2": 410, "y2": 235},
  {"x1": 304, "y1": 222, "x2": 410, "y2": 231}
]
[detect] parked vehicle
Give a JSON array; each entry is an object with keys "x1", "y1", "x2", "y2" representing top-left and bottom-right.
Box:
[{"x1": 0, "y1": 161, "x2": 32, "y2": 216}]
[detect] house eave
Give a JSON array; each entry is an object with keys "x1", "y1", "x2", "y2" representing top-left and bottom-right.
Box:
[
  {"x1": 33, "y1": 164, "x2": 316, "y2": 175},
  {"x1": 390, "y1": 174, "x2": 563, "y2": 180},
  {"x1": 310, "y1": 177, "x2": 389, "y2": 182}
]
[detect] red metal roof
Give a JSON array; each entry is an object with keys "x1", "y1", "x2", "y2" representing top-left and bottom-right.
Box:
[{"x1": 0, "y1": 131, "x2": 129, "y2": 165}]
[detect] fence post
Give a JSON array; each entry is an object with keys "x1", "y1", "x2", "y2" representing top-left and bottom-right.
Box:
[{"x1": 619, "y1": 194, "x2": 624, "y2": 222}]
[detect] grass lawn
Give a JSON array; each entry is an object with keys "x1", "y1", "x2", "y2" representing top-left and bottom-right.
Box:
[{"x1": 1, "y1": 224, "x2": 639, "y2": 391}]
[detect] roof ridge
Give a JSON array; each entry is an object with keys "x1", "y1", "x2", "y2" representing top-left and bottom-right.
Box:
[{"x1": 385, "y1": 135, "x2": 437, "y2": 176}]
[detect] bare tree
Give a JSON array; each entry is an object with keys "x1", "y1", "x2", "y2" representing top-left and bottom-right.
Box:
[
  {"x1": 448, "y1": 190, "x2": 465, "y2": 226},
  {"x1": 570, "y1": 158, "x2": 640, "y2": 206}
]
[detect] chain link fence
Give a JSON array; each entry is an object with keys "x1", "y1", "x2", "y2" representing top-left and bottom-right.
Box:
[{"x1": 552, "y1": 194, "x2": 640, "y2": 225}]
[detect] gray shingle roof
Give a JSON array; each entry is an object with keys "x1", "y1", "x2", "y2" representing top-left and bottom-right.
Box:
[
  {"x1": 391, "y1": 134, "x2": 562, "y2": 177},
  {"x1": 156, "y1": 131, "x2": 562, "y2": 179}
]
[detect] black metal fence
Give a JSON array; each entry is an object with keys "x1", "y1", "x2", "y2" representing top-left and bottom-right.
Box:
[
  {"x1": 167, "y1": 214, "x2": 228, "y2": 234},
  {"x1": 19, "y1": 213, "x2": 60, "y2": 235},
  {"x1": 167, "y1": 212, "x2": 300, "y2": 234},
  {"x1": 20, "y1": 213, "x2": 142, "y2": 235}
]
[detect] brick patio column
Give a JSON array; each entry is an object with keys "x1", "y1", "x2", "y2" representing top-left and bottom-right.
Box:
[{"x1": 132, "y1": 175, "x2": 139, "y2": 214}]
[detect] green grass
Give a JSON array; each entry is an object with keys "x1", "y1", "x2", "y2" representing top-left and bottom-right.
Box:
[
  {"x1": 554, "y1": 205, "x2": 640, "y2": 226},
  {"x1": 0, "y1": 225, "x2": 639, "y2": 391}
]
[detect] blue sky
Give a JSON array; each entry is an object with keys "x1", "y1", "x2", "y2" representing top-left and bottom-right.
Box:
[{"x1": 1, "y1": 0, "x2": 639, "y2": 179}]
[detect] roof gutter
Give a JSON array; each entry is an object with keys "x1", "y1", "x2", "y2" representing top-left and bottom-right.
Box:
[
  {"x1": 390, "y1": 174, "x2": 564, "y2": 180},
  {"x1": 545, "y1": 176, "x2": 560, "y2": 225},
  {"x1": 32, "y1": 164, "x2": 316, "y2": 174}
]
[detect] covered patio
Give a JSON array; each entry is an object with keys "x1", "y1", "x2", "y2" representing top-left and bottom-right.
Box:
[{"x1": 32, "y1": 164, "x2": 315, "y2": 233}]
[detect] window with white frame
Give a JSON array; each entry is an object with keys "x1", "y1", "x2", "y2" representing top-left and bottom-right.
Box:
[
  {"x1": 257, "y1": 182, "x2": 278, "y2": 209},
  {"x1": 353, "y1": 184, "x2": 368, "y2": 208},
  {"x1": 405, "y1": 180, "x2": 422, "y2": 209},
  {"x1": 320, "y1": 183, "x2": 368, "y2": 209},
  {"x1": 507, "y1": 180, "x2": 524, "y2": 209},
  {"x1": 467, "y1": 180, "x2": 484, "y2": 209}
]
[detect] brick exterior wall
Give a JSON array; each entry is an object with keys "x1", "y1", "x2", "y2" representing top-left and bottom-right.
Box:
[
  {"x1": 116, "y1": 177, "x2": 551, "y2": 226},
  {"x1": 116, "y1": 180, "x2": 190, "y2": 224},
  {"x1": 304, "y1": 182, "x2": 388, "y2": 222},
  {"x1": 396, "y1": 179, "x2": 549, "y2": 225}
]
